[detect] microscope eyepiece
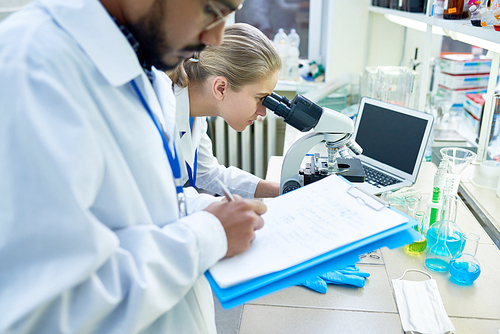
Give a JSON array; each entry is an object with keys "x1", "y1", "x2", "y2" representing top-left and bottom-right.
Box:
[
  {"x1": 262, "y1": 93, "x2": 291, "y2": 119},
  {"x1": 262, "y1": 95, "x2": 280, "y2": 111},
  {"x1": 262, "y1": 91, "x2": 323, "y2": 132}
]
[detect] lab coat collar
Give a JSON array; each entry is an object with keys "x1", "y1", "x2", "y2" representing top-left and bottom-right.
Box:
[
  {"x1": 174, "y1": 87, "x2": 204, "y2": 145},
  {"x1": 151, "y1": 67, "x2": 177, "y2": 147},
  {"x1": 40, "y1": 0, "x2": 143, "y2": 87},
  {"x1": 175, "y1": 86, "x2": 191, "y2": 135},
  {"x1": 174, "y1": 86, "x2": 204, "y2": 168}
]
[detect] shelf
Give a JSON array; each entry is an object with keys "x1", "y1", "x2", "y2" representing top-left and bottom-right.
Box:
[
  {"x1": 369, "y1": 6, "x2": 500, "y2": 52},
  {"x1": 369, "y1": 6, "x2": 432, "y2": 24}
]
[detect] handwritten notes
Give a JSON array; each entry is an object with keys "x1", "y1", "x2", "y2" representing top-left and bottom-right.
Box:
[{"x1": 209, "y1": 175, "x2": 407, "y2": 288}]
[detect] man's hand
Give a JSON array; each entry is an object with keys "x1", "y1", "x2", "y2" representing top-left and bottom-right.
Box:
[{"x1": 204, "y1": 195, "x2": 266, "y2": 258}]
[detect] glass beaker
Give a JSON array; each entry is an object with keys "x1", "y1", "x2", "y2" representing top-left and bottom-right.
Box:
[
  {"x1": 404, "y1": 193, "x2": 422, "y2": 218},
  {"x1": 382, "y1": 191, "x2": 406, "y2": 212},
  {"x1": 449, "y1": 233, "x2": 481, "y2": 285},
  {"x1": 426, "y1": 194, "x2": 464, "y2": 256},
  {"x1": 404, "y1": 211, "x2": 427, "y2": 255}
]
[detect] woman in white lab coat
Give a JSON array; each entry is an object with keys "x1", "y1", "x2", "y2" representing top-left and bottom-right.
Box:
[{"x1": 168, "y1": 23, "x2": 282, "y2": 199}]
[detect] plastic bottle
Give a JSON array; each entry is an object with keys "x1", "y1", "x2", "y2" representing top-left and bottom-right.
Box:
[
  {"x1": 492, "y1": 0, "x2": 500, "y2": 18},
  {"x1": 469, "y1": 5, "x2": 482, "y2": 26},
  {"x1": 286, "y1": 29, "x2": 300, "y2": 81},
  {"x1": 273, "y1": 28, "x2": 289, "y2": 80},
  {"x1": 478, "y1": 0, "x2": 495, "y2": 26},
  {"x1": 434, "y1": 0, "x2": 445, "y2": 18}
]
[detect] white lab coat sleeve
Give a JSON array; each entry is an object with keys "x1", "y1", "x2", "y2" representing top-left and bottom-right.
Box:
[
  {"x1": 0, "y1": 57, "x2": 227, "y2": 333},
  {"x1": 184, "y1": 186, "x2": 222, "y2": 214},
  {"x1": 195, "y1": 122, "x2": 261, "y2": 199}
]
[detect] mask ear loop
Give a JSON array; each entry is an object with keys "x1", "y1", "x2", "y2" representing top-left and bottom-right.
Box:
[{"x1": 397, "y1": 269, "x2": 433, "y2": 281}]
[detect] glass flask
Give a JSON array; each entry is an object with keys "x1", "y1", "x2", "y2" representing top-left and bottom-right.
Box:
[
  {"x1": 449, "y1": 233, "x2": 481, "y2": 285},
  {"x1": 404, "y1": 211, "x2": 427, "y2": 255},
  {"x1": 426, "y1": 194, "x2": 464, "y2": 256},
  {"x1": 425, "y1": 194, "x2": 464, "y2": 272}
]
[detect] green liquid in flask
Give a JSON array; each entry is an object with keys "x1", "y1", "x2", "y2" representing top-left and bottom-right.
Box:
[{"x1": 429, "y1": 187, "x2": 440, "y2": 226}]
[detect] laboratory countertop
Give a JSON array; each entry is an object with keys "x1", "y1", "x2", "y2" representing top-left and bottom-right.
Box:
[{"x1": 238, "y1": 158, "x2": 500, "y2": 334}]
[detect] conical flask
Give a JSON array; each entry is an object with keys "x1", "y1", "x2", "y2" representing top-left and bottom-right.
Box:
[
  {"x1": 426, "y1": 193, "x2": 464, "y2": 256},
  {"x1": 425, "y1": 194, "x2": 463, "y2": 272},
  {"x1": 449, "y1": 232, "x2": 481, "y2": 285},
  {"x1": 425, "y1": 221, "x2": 452, "y2": 272}
]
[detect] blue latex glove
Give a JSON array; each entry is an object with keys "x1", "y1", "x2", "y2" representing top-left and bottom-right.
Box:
[{"x1": 297, "y1": 266, "x2": 370, "y2": 294}]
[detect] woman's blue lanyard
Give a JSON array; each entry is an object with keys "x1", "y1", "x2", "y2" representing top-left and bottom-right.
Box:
[
  {"x1": 185, "y1": 117, "x2": 198, "y2": 187},
  {"x1": 131, "y1": 79, "x2": 186, "y2": 218}
]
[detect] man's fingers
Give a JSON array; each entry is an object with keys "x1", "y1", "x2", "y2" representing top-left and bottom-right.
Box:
[
  {"x1": 253, "y1": 216, "x2": 265, "y2": 231},
  {"x1": 248, "y1": 199, "x2": 267, "y2": 215}
]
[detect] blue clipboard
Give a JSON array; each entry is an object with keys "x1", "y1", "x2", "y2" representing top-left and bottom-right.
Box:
[{"x1": 206, "y1": 195, "x2": 421, "y2": 309}]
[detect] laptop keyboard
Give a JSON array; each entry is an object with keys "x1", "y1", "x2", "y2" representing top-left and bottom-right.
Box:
[{"x1": 363, "y1": 165, "x2": 402, "y2": 188}]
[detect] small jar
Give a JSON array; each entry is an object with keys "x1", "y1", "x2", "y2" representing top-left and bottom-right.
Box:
[{"x1": 469, "y1": 5, "x2": 481, "y2": 26}]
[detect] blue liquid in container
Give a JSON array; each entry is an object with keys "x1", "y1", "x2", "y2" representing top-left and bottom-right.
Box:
[
  {"x1": 449, "y1": 260, "x2": 481, "y2": 285},
  {"x1": 426, "y1": 227, "x2": 463, "y2": 255},
  {"x1": 425, "y1": 258, "x2": 449, "y2": 272}
]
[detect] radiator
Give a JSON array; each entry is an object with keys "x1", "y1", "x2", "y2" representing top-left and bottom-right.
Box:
[{"x1": 208, "y1": 113, "x2": 284, "y2": 179}]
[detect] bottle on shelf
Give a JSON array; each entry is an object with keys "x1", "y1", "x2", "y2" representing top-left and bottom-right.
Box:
[
  {"x1": 434, "y1": 0, "x2": 445, "y2": 18},
  {"x1": 443, "y1": 0, "x2": 465, "y2": 19},
  {"x1": 286, "y1": 28, "x2": 300, "y2": 81},
  {"x1": 469, "y1": 5, "x2": 482, "y2": 26},
  {"x1": 273, "y1": 28, "x2": 289, "y2": 80},
  {"x1": 478, "y1": 0, "x2": 495, "y2": 26},
  {"x1": 492, "y1": 0, "x2": 500, "y2": 30}
]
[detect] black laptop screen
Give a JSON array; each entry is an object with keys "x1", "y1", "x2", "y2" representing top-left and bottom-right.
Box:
[{"x1": 355, "y1": 103, "x2": 428, "y2": 174}]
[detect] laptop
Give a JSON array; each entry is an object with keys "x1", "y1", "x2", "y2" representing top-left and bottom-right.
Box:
[{"x1": 353, "y1": 97, "x2": 434, "y2": 195}]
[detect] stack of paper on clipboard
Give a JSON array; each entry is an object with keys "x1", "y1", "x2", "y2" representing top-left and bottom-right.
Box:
[{"x1": 206, "y1": 174, "x2": 420, "y2": 309}]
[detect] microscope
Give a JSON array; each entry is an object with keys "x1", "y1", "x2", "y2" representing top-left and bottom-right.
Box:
[{"x1": 262, "y1": 92, "x2": 365, "y2": 194}]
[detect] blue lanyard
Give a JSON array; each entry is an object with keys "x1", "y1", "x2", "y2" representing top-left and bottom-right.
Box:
[
  {"x1": 185, "y1": 117, "x2": 197, "y2": 187},
  {"x1": 185, "y1": 149, "x2": 198, "y2": 187},
  {"x1": 130, "y1": 79, "x2": 186, "y2": 217}
]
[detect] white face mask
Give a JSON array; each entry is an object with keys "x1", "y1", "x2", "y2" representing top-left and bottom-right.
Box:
[{"x1": 392, "y1": 269, "x2": 456, "y2": 334}]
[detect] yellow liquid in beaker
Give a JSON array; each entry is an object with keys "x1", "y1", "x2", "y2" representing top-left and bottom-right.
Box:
[{"x1": 404, "y1": 238, "x2": 427, "y2": 254}]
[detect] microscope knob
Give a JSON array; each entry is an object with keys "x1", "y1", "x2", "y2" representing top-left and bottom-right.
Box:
[{"x1": 282, "y1": 180, "x2": 301, "y2": 194}]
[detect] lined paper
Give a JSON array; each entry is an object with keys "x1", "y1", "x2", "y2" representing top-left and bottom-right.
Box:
[{"x1": 209, "y1": 175, "x2": 407, "y2": 288}]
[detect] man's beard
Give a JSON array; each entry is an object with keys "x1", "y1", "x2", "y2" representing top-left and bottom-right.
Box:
[{"x1": 126, "y1": 0, "x2": 206, "y2": 71}]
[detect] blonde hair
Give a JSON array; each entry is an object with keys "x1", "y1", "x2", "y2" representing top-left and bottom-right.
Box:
[{"x1": 168, "y1": 23, "x2": 281, "y2": 91}]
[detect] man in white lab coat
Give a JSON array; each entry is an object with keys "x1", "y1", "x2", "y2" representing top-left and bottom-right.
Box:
[{"x1": 0, "y1": 0, "x2": 266, "y2": 333}]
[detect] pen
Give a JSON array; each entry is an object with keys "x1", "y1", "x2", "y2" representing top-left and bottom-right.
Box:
[{"x1": 216, "y1": 179, "x2": 235, "y2": 202}]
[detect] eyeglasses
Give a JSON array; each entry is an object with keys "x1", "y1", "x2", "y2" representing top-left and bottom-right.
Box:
[{"x1": 204, "y1": 1, "x2": 243, "y2": 31}]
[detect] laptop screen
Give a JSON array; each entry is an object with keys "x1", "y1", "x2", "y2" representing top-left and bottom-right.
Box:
[{"x1": 355, "y1": 101, "x2": 429, "y2": 175}]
